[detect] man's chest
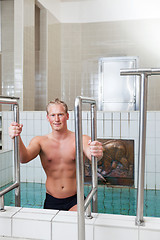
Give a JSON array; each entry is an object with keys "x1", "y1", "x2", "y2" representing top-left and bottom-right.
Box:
[{"x1": 40, "y1": 139, "x2": 76, "y2": 164}]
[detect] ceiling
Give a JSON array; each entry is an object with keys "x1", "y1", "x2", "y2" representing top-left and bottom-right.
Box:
[{"x1": 61, "y1": 0, "x2": 89, "y2": 2}]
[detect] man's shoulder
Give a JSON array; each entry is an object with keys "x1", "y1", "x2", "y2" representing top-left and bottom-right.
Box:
[{"x1": 31, "y1": 135, "x2": 48, "y2": 143}]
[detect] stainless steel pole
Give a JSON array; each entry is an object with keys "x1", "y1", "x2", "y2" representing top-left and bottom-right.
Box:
[
  {"x1": 75, "y1": 96, "x2": 97, "y2": 240},
  {"x1": 0, "y1": 196, "x2": 5, "y2": 211},
  {"x1": 136, "y1": 73, "x2": 148, "y2": 225},
  {"x1": 120, "y1": 68, "x2": 160, "y2": 226},
  {"x1": 120, "y1": 68, "x2": 160, "y2": 76},
  {"x1": 0, "y1": 96, "x2": 20, "y2": 211},
  {"x1": 13, "y1": 104, "x2": 21, "y2": 207},
  {"x1": 75, "y1": 97, "x2": 85, "y2": 240},
  {"x1": 91, "y1": 104, "x2": 98, "y2": 213}
]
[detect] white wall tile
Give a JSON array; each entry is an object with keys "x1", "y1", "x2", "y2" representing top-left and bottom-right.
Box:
[
  {"x1": 140, "y1": 229, "x2": 160, "y2": 240},
  {"x1": 41, "y1": 168, "x2": 47, "y2": 183},
  {"x1": 27, "y1": 158, "x2": 35, "y2": 167},
  {"x1": 3, "y1": 118, "x2": 8, "y2": 135},
  {"x1": 113, "y1": 112, "x2": 120, "y2": 120},
  {"x1": 156, "y1": 112, "x2": 160, "y2": 121},
  {"x1": 155, "y1": 121, "x2": 160, "y2": 138},
  {"x1": 146, "y1": 155, "x2": 156, "y2": 173},
  {"x1": 20, "y1": 165, "x2": 27, "y2": 182},
  {"x1": 146, "y1": 172, "x2": 156, "y2": 189},
  {"x1": 121, "y1": 112, "x2": 129, "y2": 120},
  {"x1": 94, "y1": 214, "x2": 138, "y2": 240},
  {"x1": 156, "y1": 173, "x2": 160, "y2": 189},
  {"x1": 144, "y1": 171, "x2": 147, "y2": 189},
  {"x1": 147, "y1": 112, "x2": 156, "y2": 121},
  {"x1": 156, "y1": 155, "x2": 160, "y2": 172},
  {"x1": 12, "y1": 208, "x2": 57, "y2": 240},
  {"x1": 0, "y1": 217, "x2": 12, "y2": 236},
  {"x1": 26, "y1": 112, "x2": 34, "y2": 120},
  {"x1": 26, "y1": 167, "x2": 35, "y2": 182},
  {"x1": 26, "y1": 120, "x2": 34, "y2": 136},
  {"x1": 69, "y1": 111, "x2": 75, "y2": 120},
  {"x1": 20, "y1": 111, "x2": 27, "y2": 120},
  {"x1": 97, "y1": 111, "x2": 103, "y2": 120},
  {"x1": 41, "y1": 119, "x2": 49, "y2": 135},
  {"x1": 113, "y1": 121, "x2": 120, "y2": 138},
  {"x1": 41, "y1": 111, "x2": 47, "y2": 120},
  {"x1": 52, "y1": 221, "x2": 77, "y2": 240},
  {"x1": 34, "y1": 119, "x2": 42, "y2": 136},
  {"x1": 156, "y1": 138, "x2": 160, "y2": 155},
  {"x1": 104, "y1": 112, "x2": 112, "y2": 120},
  {"x1": 146, "y1": 120, "x2": 155, "y2": 138},
  {"x1": 146, "y1": 138, "x2": 156, "y2": 155},
  {"x1": 130, "y1": 111, "x2": 139, "y2": 121},
  {"x1": 103, "y1": 120, "x2": 112, "y2": 138},
  {"x1": 129, "y1": 121, "x2": 139, "y2": 138},
  {"x1": 94, "y1": 225, "x2": 138, "y2": 240},
  {"x1": 34, "y1": 156, "x2": 42, "y2": 167},
  {"x1": 7, "y1": 112, "x2": 13, "y2": 121},
  {"x1": 87, "y1": 119, "x2": 91, "y2": 137},
  {"x1": 82, "y1": 119, "x2": 88, "y2": 135},
  {"x1": 34, "y1": 111, "x2": 42, "y2": 120},
  {"x1": 97, "y1": 119, "x2": 103, "y2": 138},
  {"x1": 121, "y1": 120, "x2": 129, "y2": 138},
  {"x1": 140, "y1": 217, "x2": 160, "y2": 240},
  {"x1": 34, "y1": 167, "x2": 42, "y2": 183},
  {"x1": 67, "y1": 119, "x2": 75, "y2": 132},
  {"x1": 0, "y1": 206, "x2": 21, "y2": 237},
  {"x1": 52, "y1": 211, "x2": 96, "y2": 240}
]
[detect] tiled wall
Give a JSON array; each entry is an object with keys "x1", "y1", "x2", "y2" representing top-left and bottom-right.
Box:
[
  {"x1": 23, "y1": 0, "x2": 35, "y2": 110},
  {"x1": 35, "y1": 5, "x2": 61, "y2": 111},
  {"x1": 1, "y1": 0, "x2": 35, "y2": 111},
  {"x1": 2, "y1": 1, "x2": 160, "y2": 112},
  {"x1": 2, "y1": 110, "x2": 160, "y2": 190},
  {"x1": 1, "y1": 0, "x2": 14, "y2": 111},
  {"x1": 14, "y1": 0, "x2": 24, "y2": 110},
  {"x1": 47, "y1": 11, "x2": 61, "y2": 103},
  {"x1": 35, "y1": 7, "x2": 48, "y2": 111},
  {"x1": 61, "y1": 20, "x2": 160, "y2": 111},
  {"x1": 0, "y1": 150, "x2": 13, "y2": 188}
]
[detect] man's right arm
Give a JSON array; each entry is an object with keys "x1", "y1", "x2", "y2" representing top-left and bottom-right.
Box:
[{"x1": 9, "y1": 122, "x2": 41, "y2": 163}]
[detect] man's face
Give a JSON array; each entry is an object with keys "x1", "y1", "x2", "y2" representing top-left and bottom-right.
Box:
[{"x1": 47, "y1": 103, "x2": 69, "y2": 131}]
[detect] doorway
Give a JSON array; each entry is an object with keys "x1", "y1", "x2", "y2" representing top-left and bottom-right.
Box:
[{"x1": 99, "y1": 57, "x2": 139, "y2": 111}]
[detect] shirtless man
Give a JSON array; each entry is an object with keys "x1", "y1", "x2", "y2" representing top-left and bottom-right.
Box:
[{"x1": 9, "y1": 98, "x2": 103, "y2": 211}]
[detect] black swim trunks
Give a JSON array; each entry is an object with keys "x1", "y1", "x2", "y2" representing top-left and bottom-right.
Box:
[{"x1": 44, "y1": 193, "x2": 77, "y2": 211}]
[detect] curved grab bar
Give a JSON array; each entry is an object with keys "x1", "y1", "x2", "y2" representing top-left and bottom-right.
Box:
[
  {"x1": 0, "y1": 96, "x2": 20, "y2": 211},
  {"x1": 120, "y1": 69, "x2": 160, "y2": 226},
  {"x1": 75, "y1": 96, "x2": 97, "y2": 240},
  {"x1": 120, "y1": 68, "x2": 160, "y2": 76}
]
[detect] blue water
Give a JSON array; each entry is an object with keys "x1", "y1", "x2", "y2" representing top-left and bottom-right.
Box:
[{"x1": 2, "y1": 182, "x2": 160, "y2": 217}]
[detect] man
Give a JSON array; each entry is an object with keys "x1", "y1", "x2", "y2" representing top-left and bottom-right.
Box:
[{"x1": 9, "y1": 98, "x2": 103, "y2": 211}]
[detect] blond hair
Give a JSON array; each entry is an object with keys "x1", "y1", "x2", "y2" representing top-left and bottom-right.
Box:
[{"x1": 46, "y1": 98, "x2": 68, "y2": 115}]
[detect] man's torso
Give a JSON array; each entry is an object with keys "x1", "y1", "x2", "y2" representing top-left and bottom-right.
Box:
[{"x1": 38, "y1": 132, "x2": 77, "y2": 198}]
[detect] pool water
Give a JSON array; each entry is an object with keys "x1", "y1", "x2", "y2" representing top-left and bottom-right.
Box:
[{"x1": 2, "y1": 182, "x2": 160, "y2": 217}]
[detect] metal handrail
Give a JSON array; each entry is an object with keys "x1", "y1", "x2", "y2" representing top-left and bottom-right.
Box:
[
  {"x1": 0, "y1": 96, "x2": 20, "y2": 211},
  {"x1": 120, "y1": 68, "x2": 160, "y2": 226},
  {"x1": 75, "y1": 96, "x2": 97, "y2": 240}
]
